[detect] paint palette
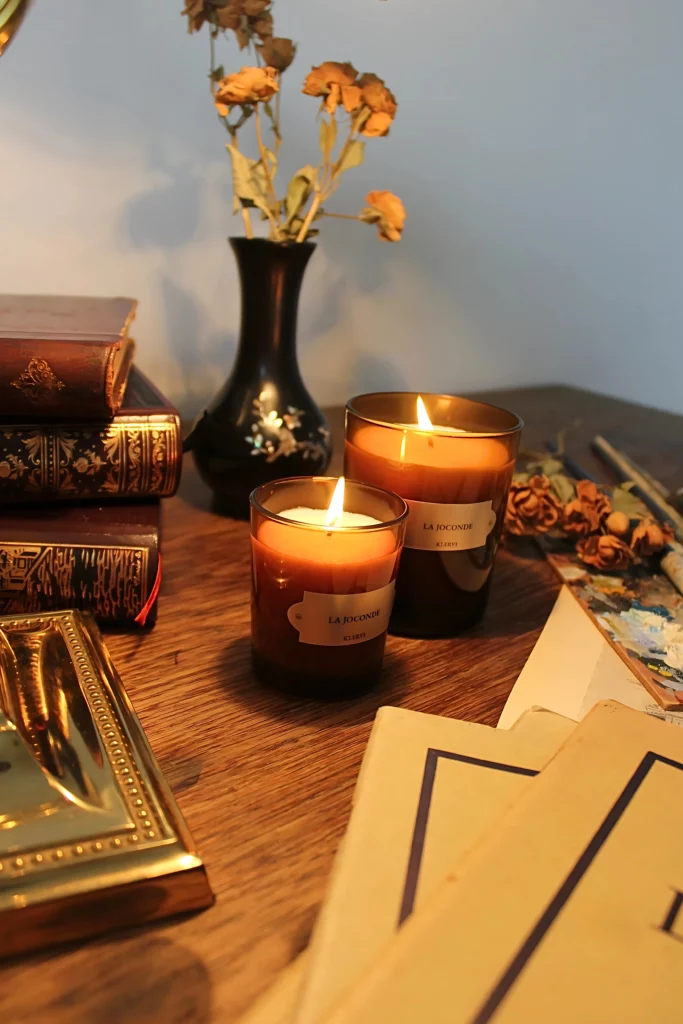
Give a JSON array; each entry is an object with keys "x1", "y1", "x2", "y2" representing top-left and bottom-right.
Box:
[{"x1": 542, "y1": 539, "x2": 683, "y2": 711}]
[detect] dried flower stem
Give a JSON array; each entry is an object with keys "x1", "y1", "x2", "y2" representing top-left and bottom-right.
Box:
[
  {"x1": 274, "y1": 88, "x2": 282, "y2": 155},
  {"x1": 331, "y1": 130, "x2": 356, "y2": 178},
  {"x1": 322, "y1": 211, "x2": 362, "y2": 221},
  {"x1": 209, "y1": 28, "x2": 217, "y2": 92},
  {"x1": 230, "y1": 132, "x2": 254, "y2": 238},
  {"x1": 254, "y1": 106, "x2": 281, "y2": 234},
  {"x1": 297, "y1": 110, "x2": 366, "y2": 241},
  {"x1": 296, "y1": 190, "x2": 322, "y2": 243},
  {"x1": 331, "y1": 109, "x2": 366, "y2": 178},
  {"x1": 242, "y1": 207, "x2": 254, "y2": 239}
]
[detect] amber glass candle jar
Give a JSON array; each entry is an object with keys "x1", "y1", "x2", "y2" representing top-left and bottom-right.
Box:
[
  {"x1": 250, "y1": 477, "x2": 407, "y2": 698},
  {"x1": 344, "y1": 393, "x2": 523, "y2": 638}
]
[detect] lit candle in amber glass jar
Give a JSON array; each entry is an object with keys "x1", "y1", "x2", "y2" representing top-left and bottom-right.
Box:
[
  {"x1": 344, "y1": 393, "x2": 523, "y2": 637},
  {"x1": 250, "y1": 476, "x2": 407, "y2": 698}
]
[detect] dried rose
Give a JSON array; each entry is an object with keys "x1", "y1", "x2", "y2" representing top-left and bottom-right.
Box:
[
  {"x1": 214, "y1": 66, "x2": 279, "y2": 113},
  {"x1": 562, "y1": 499, "x2": 594, "y2": 539},
  {"x1": 577, "y1": 535, "x2": 633, "y2": 571},
  {"x1": 362, "y1": 112, "x2": 394, "y2": 137},
  {"x1": 561, "y1": 479, "x2": 612, "y2": 539},
  {"x1": 243, "y1": 0, "x2": 269, "y2": 14},
  {"x1": 302, "y1": 61, "x2": 358, "y2": 115},
  {"x1": 605, "y1": 511, "x2": 630, "y2": 538},
  {"x1": 358, "y1": 73, "x2": 397, "y2": 116},
  {"x1": 215, "y1": 4, "x2": 241, "y2": 30},
  {"x1": 340, "y1": 84, "x2": 363, "y2": 113},
  {"x1": 575, "y1": 480, "x2": 611, "y2": 525},
  {"x1": 183, "y1": 0, "x2": 208, "y2": 32},
  {"x1": 356, "y1": 73, "x2": 397, "y2": 136},
  {"x1": 234, "y1": 26, "x2": 250, "y2": 49},
  {"x1": 363, "y1": 190, "x2": 406, "y2": 243},
  {"x1": 505, "y1": 474, "x2": 563, "y2": 536},
  {"x1": 630, "y1": 519, "x2": 674, "y2": 556},
  {"x1": 258, "y1": 36, "x2": 296, "y2": 72},
  {"x1": 252, "y1": 12, "x2": 273, "y2": 38}
]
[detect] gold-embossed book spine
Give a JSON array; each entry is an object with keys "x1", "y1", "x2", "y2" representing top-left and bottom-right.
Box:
[
  {"x1": 0, "y1": 415, "x2": 180, "y2": 501},
  {"x1": 0, "y1": 366, "x2": 181, "y2": 502},
  {"x1": 0, "y1": 503, "x2": 160, "y2": 627}
]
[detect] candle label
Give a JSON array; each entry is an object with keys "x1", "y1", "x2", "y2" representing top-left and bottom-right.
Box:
[
  {"x1": 404, "y1": 499, "x2": 497, "y2": 551},
  {"x1": 287, "y1": 582, "x2": 395, "y2": 646}
]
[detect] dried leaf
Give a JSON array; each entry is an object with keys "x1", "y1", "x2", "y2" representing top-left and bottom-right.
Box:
[
  {"x1": 225, "y1": 143, "x2": 270, "y2": 219},
  {"x1": 611, "y1": 484, "x2": 650, "y2": 520},
  {"x1": 337, "y1": 139, "x2": 364, "y2": 175},
  {"x1": 285, "y1": 165, "x2": 316, "y2": 224},
  {"x1": 548, "y1": 473, "x2": 576, "y2": 505},
  {"x1": 319, "y1": 117, "x2": 336, "y2": 163},
  {"x1": 527, "y1": 457, "x2": 564, "y2": 477},
  {"x1": 354, "y1": 107, "x2": 371, "y2": 132}
]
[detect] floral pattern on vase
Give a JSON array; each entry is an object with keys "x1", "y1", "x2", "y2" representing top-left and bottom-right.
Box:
[{"x1": 246, "y1": 393, "x2": 330, "y2": 464}]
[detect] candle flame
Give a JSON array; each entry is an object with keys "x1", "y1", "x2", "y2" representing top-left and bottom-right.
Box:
[
  {"x1": 416, "y1": 395, "x2": 434, "y2": 431},
  {"x1": 326, "y1": 476, "x2": 345, "y2": 527}
]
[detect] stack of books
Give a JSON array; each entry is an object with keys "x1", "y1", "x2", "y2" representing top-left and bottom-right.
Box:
[
  {"x1": 0, "y1": 295, "x2": 182, "y2": 627},
  {"x1": 238, "y1": 697, "x2": 683, "y2": 1023}
]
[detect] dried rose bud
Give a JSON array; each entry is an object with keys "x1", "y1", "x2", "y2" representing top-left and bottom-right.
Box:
[
  {"x1": 605, "y1": 511, "x2": 630, "y2": 537},
  {"x1": 258, "y1": 37, "x2": 296, "y2": 72},
  {"x1": 631, "y1": 518, "x2": 674, "y2": 556},
  {"x1": 363, "y1": 191, "x2": 406, "y2": 242}
]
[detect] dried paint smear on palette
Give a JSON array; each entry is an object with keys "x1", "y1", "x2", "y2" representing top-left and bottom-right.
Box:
[{"x1": 543, "y1": 541, "x2": 683, "y2": 712}]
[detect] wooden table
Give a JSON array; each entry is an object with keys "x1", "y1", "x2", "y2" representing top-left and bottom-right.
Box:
[{"x1": 2, "y1": 386, "x2": 682, "y2": 1023}]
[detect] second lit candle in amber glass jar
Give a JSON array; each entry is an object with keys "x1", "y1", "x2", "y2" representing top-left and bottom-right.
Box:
[{"x1": 344, "y1": 393, "x2": 523, "y2": 637}]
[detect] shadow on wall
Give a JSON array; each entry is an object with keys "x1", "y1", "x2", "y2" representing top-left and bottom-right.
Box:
[
  {"x1": 159, "y1": 275, "x2": 237, "y2": 421},
  {"x1": 347, "y1": 355, "x2": 408, "y2": 397},
  {"x1": 120, "y1": 152, "x2": 240, "y2": 420},
  {"x1": 123, "y1": 160, "x2": 202, "y2": 251}
]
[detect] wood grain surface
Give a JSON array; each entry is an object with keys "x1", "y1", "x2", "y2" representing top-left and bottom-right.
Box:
[{"x1": 1, "y1": 385, "x2": 681, "y2": 1023}]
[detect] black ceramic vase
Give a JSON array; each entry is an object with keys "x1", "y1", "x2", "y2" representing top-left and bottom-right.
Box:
[{"x1": 186, "y1": 238, "x2": 331, "y2": 517}]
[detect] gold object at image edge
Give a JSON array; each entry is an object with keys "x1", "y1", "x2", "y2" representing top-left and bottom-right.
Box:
[
  {"x1": 0, "y1": 0, "x2": 31, "y2": 57},
  {"x1": 0, "y1": 609, "x2": 213, "y2": 957}
]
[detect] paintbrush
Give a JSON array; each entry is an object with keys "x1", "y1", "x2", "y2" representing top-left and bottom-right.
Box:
[
  {"x1": 592, "y1": 435, "x2": 683, "y2": 543},
  {"x1": 544, "y1": 440, "x2": 599, "y2": 483},
  {"x1": 592, "y1": 435, "x2": 683, "y2": 596}
]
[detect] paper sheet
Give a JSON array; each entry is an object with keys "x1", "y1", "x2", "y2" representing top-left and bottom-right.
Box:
[
  {"x1": 238, "y1": 707, "x2": 573, "y2": 1024},
  {"x1": 498, "y1": 586, "x2": 683, "y2": 729},
  {"x1": 325, "y1": 702, "x2": 683, "y2": 1024}
]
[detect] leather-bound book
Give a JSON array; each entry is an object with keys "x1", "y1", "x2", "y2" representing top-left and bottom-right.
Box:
[
  {"x1": 0, "y1": 501, "x2": 161, "y2": 627},
  {"x1": 0, "y1": 366, "x2": 181, "y2": 502},
  {"x1": 0, "y1": 294, "x2": 136, "y2": 418}
]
